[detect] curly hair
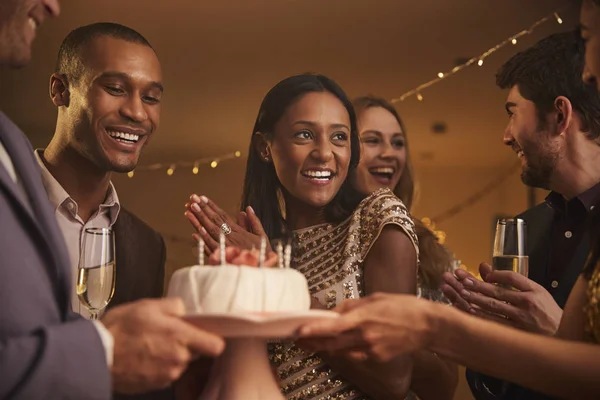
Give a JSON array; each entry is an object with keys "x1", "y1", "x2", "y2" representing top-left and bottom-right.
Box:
[
  {"x1": 496, "y1": 31, "x2": 600, "y2": 143},
  {"x1": 414, "y1": 219, "x2": 454, "y2": 291}
]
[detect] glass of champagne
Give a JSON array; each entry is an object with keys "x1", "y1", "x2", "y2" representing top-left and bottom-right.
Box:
[
  {"x1": 77, "y1": 227, "x2": 116, "y2": 320},
  {"x1": 492, "y1": 218, "x2": 528, "y2": 287}
]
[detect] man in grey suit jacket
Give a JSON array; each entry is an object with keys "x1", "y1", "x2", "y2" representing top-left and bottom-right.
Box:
[{"x1": 0, "y1": 1, "x2": 224, "y2": 399}]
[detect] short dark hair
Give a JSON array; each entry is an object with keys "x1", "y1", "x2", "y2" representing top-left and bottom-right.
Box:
[
  {"x1": 353, "y1": 95, "x2": 416, "y2": 211},
  {"x1": 241, "y1": 73, "x2": 363, "y2": 240},
  {"x1": 55, "y1": 22, "x2": 153, "y2": 81},
  {"x1": 496, "y1": 31, "x2": 600, "y2": 143}
]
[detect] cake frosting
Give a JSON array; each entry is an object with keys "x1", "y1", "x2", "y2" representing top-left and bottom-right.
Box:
[{"x1": 167, "y1": 265, "x2": 311, "y2": 314}]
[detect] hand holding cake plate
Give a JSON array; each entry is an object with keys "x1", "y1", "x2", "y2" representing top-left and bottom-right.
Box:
[{"x1": 167, "y1": 236, "x2": 338, "y2": 400}]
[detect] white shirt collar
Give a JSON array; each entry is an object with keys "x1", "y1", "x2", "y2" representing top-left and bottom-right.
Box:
[{"x1": 34, "y1": 149, "x2": 121, "y2": 225}]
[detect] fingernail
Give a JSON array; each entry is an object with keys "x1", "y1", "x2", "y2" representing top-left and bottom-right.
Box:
[
  {"x1": 200, "y1": 196, "x2": 209, "y2": 204},
  {"x1": 469, "y1": 308, "x2": 477, "y2": 314},
  {"x1": 201, "y1": 227, "x2": 207, "y2": 234},
  {"x1": 463, "y1": 278, "x2": 474, "y2": 287},
  {"x1": 248, "y1": 205, "x2": 255, "y2": 214},
  {"x1": 191, "y1": 194, "x2": 201, "y2": 203},
  {"x1": 192, "y1": 203, "x2": 201, "y2": 212},
  {"x1": 461, "y1": 289, "x2": 470, "y2": 297}
]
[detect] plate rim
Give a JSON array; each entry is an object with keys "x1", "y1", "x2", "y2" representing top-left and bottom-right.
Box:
[{"x1": 183, "y1": 309, "x2": 339, "y2": 323}]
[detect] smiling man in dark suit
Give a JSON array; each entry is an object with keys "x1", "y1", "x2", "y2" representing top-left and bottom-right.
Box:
[
  {"x1": 0, "y1": 2, "x2": 224, "y2": 399},
  {"x1": 37, "y1": 22, "x2": 173, "y2": 399},
  {"x1": 442, "y1": 31, "x2": 600, "y2": 400}
]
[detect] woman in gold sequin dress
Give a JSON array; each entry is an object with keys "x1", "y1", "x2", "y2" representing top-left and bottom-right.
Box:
[
  {"x1": 252, "y1": 74, "x2": 421, "y2": 400},
  {"x1": 186, "y1": 94, "x2": 457, "y2": 399},
  {"x1": 186, "y1": 73, "x2": 420, "y2": 399}
]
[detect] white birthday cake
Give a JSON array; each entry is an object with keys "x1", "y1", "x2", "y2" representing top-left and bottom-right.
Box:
[
  {"x1": 167, "y1": 245, "x2": 310, "y2": 314},
  {"x1": 167, "y1": 235, "x2": 310, "y2": 314}
]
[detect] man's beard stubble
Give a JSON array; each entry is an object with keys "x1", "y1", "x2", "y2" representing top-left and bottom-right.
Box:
[{"x1": 519, "y1": 141, "x2": 559, "y2": 190}]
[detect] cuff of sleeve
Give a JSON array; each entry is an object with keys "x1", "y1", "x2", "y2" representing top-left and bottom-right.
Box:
[{"x1": 92, "y1": 320, "x2": 114, "y2": 367}]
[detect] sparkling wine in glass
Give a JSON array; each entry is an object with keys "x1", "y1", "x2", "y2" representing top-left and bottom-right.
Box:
[
  {"x1": 492, "y1": 218, "x2": 528, "y2": 288},
  {"x1": 77, "y1": 227, "x2": 116, "y2": 320}
]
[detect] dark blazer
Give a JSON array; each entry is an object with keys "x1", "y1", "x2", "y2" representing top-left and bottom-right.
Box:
[
  {"x1": 466, "y1": 202, "x2": 589, "y2": 400},
  {"x1": 0, "y1": 112, "x2": 111, "y2": 399},
  {"x1": 109, "y1": 209, "x2": 173, "y2": 400},
  {"x1": 109, "y1": 208, "x2": 166, "y2": 308}
]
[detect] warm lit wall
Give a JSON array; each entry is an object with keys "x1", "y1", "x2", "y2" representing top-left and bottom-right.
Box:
[{"x1": 412, "y1": 165, "x2": 528, "y2": 275}]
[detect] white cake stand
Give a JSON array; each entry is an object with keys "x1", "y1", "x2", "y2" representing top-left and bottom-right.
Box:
[{"x1": 184, "y1": 310, "x2": 338, "y2": 400}]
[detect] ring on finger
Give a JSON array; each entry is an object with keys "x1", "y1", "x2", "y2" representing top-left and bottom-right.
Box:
[{"x1": 220, "y1": 223, "x2": 232, "y2": 235}]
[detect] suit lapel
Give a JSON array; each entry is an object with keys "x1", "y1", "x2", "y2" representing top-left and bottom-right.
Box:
[
  {"x1": 0, "y1": 156, "x2": 33, "y2": 213},
  {"x1": 525, "y1": 205, "x2": 554, "y2": 285},
  {"x1": 559, "y1": 232, "x2": 590, "y2": 304},
  {"x1": 572, "y1": 233, "x2": 591, "y2": 273},
  {"x1": 111, "y1": 212, "x2": 136, "y2": 306},
  {"x1": 0, "y1": 113, "x2": 71, "y2": 314},
  {"x1": 0, "y1": 121, "x2": 35, "y2": 220}
]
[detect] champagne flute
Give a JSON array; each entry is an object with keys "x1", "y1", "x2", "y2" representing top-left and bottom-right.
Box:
[
  {"x1": 492, "y1": 218, "x2": 528, "y2": 287},
  {"x1": 76, "y1": 227, "x2": 116, "y2": 320}
]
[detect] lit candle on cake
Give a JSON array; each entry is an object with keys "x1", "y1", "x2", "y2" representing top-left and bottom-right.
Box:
[
  {"x1": 276, "y1": 241, "x2": 284, "y2": 269},
  {"x1": 198, "y1": 238, "x2": 205, "y2": 266},
  {"x1": 258, "y1": 236, "x2": 266, "y2": 268},
  {"x1": 284, "y1": 242, "x2": 291, "y2": 269},
  {"x1": 219, "y1": 233, "x2": 226, "y2": 266}
]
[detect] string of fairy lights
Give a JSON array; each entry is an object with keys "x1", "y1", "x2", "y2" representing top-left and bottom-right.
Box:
[
  {"x1": 126, "y1": 150, "x2": 242, "y2": 178},
  {"x1": 390, "y1": 10, "x2": 565, "y2": 103}
]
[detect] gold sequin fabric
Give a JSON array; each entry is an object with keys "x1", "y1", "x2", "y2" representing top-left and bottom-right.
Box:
[
  {"x1": 585, "y1": 259, "x2": 600, "y2": 344},
  {"x1": 418, "y1": 285, "x2": 449, "y2": 304},
  {"x1": 269, "y1": 188, "x2": 419, "y2": 399}
]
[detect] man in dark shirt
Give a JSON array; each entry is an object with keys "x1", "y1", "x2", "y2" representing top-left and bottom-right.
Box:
[{"x1": 441, "y1": 31, "x2": 600, "y2": 399}]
